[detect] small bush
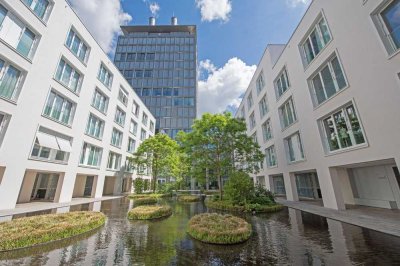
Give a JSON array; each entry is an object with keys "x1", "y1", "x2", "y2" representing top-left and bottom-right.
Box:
[
  {"x1": 134, "y1": 197, "x2": 157, "y2": 205},
  {"x1": 157, "y1": 182, "x2": 176, "y2": 195},
  {"x1": 128, "y1": 205, "x2": 172, "y2": 220},
  {"x1": 134, "y1": 178, "x2": 145, "y2": 194},
  {"x1": 205, "y1": 200, "x2": 283, "y2": 214},
  {"x1": 0, "y1": 211, "x2": 105, "y2": 251},
  {"x1": 177, "y1": 195, "x2": 201, "y2": 202},
  {"x1": 187, "y1": 213, "x2": 252, "y2": 244},
  {"x1": 144, "y1": 179, "x2": 150, "y2": 191},
  {"x1": 224, "y1": 172, "x2": 254, "y2": 205},
  {"x1": 250, "y1": 184, "x2": 276, "y2": 205}
]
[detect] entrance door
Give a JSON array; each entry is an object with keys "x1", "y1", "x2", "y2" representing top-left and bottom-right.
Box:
[
  {"x1": 84, "y1": 176, "x2": 94, "y2": 197},
  {"x1": 31, "y1": 173, "x2": 59, "y2": 201}
]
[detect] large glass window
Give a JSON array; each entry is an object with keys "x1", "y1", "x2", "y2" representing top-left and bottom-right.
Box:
[
  {"x1": 0, "y1": 59, "x2": 23, "y2": 102},
  {"x1": 55, "y1": 59, "x2": 82, "y2": 93},
  {"x1": 262, "y1": 119, "x2": 273, "y2": 142},
  {"x1": 114, "y1": 107, "x2": 126, "y2": 127},
  {"x1": 66, "y1": 29, "x2": 89, "y2": 62},
  {"x1": 22, "y1": 0, "x2": 50, "y2": 20},
  {"x1": 285, "y1": 132, "x2": 305, "y2": 163},
  {"x1": 247, "y1": 93, "x2": 254, "y2": 110},
  {"x1": 0, "y1": 112, "x2": 10, "y2": 147},
  {"x1": 301, "y1": 17, "x2": 331, "y2": 65},
  {"x1": 279, "y1": 98, "x2": 297, "y2": 129},
  {"x1": 43, "y1": 90, "x2": 75, "y2": 125},
  {"x1": 142, "y1": 113, "x2": 148, "y2": 126},
  {"x1": 107, "y1": 152, "x2": 121, "y2": 170},
  {"x1": 310, "y1": 55, "x2": 347, "y2": 106},
  {"x1": 111, "y1": 128, "x2": 123, "y2": 148},
  {"x1": 249, "y1": 112, "x2": 256, "y2": 130},
  {"x1": 380, "y1": 0, "x2": 400, "y2": 52},
  {"x1": 129, "y1": 119, "x2": 138, "y2": 135},
  {"x1": 322, "y1": 104, "x2": 366, "y2": 153},
  {"x1": 85, "y1": 113, "x2": 104, "y2": 139},
  {"x1": 140, "y1": 129, "x2": 146, "y2": 141},
  {"x1": 127, "y1": 138, "x2": 136, "y2": 153},
  {"x1": 259, "y1": 95, "x2": 268, "y2": 118},
  {"x1": 256, "y1": 72, "x2": 265, "y2": 94},
  {"x1": 91, "y1": 89, "x2": 108, "y2": 113},
  {"x1": 118, "y1": 87, "x2": 129, "y2": 106},
  {"x1": 265, "y1": 145, "x2": 277, "y2": 168},
  {"x1": 275, "y1": 68, "x2": 290, "y2": 99},
  {"x1": 79, "y1": 143, "x2": 102, "y2": 167},
  {"x1": 30, "y1": 131, "x2": 71, "y2": 163},
  {"x1": 98, "y1": 63, "x2": 113, "y2": 89},
  {"x1": 132, "y1": 101, "x2": 140, "y2": 116}
]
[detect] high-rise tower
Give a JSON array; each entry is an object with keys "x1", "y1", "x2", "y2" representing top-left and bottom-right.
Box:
[{"x1": 114, "y1": 17, "x2": 197, "y2": 138}]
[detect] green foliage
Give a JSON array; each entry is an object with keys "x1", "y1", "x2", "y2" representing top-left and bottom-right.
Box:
[
  {"x1": 224, "y1": 172, "x2": 254, "y2": 205},
  {"x1": 177, "y1": 195, "x2": 201, "y2": 202},
  {"x1": 0, "y1": 212, "x2": 105, "y2": 251},
  {"x1": 134, "y1": 197, "x2": 157, "y2": 206},
  {"x1": 127, "y1": 205, "x2": 172, "y2": 220},
  {"x1": 128, "y1": 193, "x2": 170, "y2": 199},
  {"x1": 133, "y1": 178, "x2": 145, "y2": 194},
  {"x1": 177, "y1": 113, "x2": 264, "y2": 200},
  {"x1": 251, "y1": 184, "x2": 276, "y2": 205},
  {"x1": 143, "y1": 179, "x2": 150, "y2": 191},
  {"x1": 205, "y1": 200, "x2": 284, "y2": 214},
  {"x1": 187, "y1": 213, "x2": 252, "y2": 244},
  {"x1": 157, "y1": 182, "x2": 176, "y2": 195}
]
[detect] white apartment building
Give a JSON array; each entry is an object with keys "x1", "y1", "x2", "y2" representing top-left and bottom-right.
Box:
[
  {"x1": 0, "y1": 0, "x2": 155, "y2": 210},
  {"x1": 237, "y1": 0, "x2": 400, "y2": 210}
]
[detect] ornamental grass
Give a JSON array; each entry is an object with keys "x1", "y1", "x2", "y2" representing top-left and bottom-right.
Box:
[
  {"x1": 134, "y1": 197, "x2": 158, "y2": 205},
  {"x1": 128, "y1": 193, "x2": 170, "y2": 199},
  {"x1": 177, "y1": 195, "x2": 201, "y2": 202},
  {"x1": 128, "y1": 205, "x2": 172, "y2": 220},
  {"x1": 205, "y1": 200, "x2": 284, "y2": 213},
  {"x1": 0, "y1": 211, "x2": 106, "y2": 251},
  {"x1": 187, "y1": 213, "x2": 252, "y2": 244}
]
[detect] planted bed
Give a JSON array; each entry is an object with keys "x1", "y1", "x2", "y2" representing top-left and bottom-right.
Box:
[{"x1": 128, "y1": 205, "x2": 172, "y2": 220}]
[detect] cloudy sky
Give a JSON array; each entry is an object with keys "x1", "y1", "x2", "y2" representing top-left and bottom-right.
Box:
[{"x1": 68, "y1": 0, "x2": 311, "y2": 116}]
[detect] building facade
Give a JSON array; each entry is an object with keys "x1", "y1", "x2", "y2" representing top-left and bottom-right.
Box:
[
  {"x1": 0, "y1": 0, "x2": 155, "y2": 210},
  {"x1": 114, "y1": 18, "x2": 197, "y2": 139},
  {"x1": 237, "y1": 0, "x2": 400, "y2": 210}
]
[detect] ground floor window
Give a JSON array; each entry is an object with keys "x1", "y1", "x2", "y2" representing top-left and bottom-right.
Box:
[
  {"x1": 272, "y1": 175, "x2": 286, "y2": 195},
  {"x1": 295, "y1": 173, "x2": 321, "y2": 199},
  {"x1": 30, "y1": 173, "x2": 59, "y2": 201}
]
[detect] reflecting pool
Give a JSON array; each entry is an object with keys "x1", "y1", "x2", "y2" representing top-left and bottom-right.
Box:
[{"x1": 1, "y1": 197, "x2": 400, "y2": 265}]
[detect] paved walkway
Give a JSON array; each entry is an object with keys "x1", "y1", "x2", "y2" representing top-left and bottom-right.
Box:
[
  {"x1": 277, "y1": 199, "x2": 400, "y2": 237},
  {"x1": 0, "y1": 196, "x2": 123, "y2": 218}
]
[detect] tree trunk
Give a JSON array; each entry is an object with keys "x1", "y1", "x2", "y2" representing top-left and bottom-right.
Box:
[{"x1": 218, "y1": 175, "x2": 223, "y2": 200}]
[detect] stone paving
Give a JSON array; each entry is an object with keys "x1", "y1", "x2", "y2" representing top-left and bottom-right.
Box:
[{"x1": 277, "y1": 199, "x2": 400, "y2": 237}]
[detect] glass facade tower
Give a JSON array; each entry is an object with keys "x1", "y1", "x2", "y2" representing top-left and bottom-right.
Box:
[{"x1": 114, "y1": 21, "x2": 197, "y2": 138}]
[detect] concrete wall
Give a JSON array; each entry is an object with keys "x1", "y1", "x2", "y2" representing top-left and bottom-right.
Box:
[{"x1": 72, "y1": 175, "x2": 86, "y2": 198}]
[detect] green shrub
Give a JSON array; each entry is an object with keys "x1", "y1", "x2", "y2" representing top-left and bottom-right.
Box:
[
  {"x1": 224, "y1": 172, "x2": 254, "y2": 205},
  {"x1": 187, "y1": 213, "x2": 252, "y2": 244},
  {"x1": 134, "y1": 197, "x2": 157, "y2": 205},
  {"x1": 157, "y1": 182, "x2": 175, "y2": 195},
  {"x1": 250, "y1": 184, "x2": 276, "y2": 205},
  {"x1": 205, "y1": 200, "x2": 283, "y2": 214},
  {"x1": 177, "y1": 195, "x2": 201, "y2": 202},
  {"x1": 0, "y1": 211, "x2": 105, "y2": 251},
  {"x1": 133, "y1": 178, "x2": 144, "y2": 194},
  {"x1": 144, "y1": 179, "x2": 150, "y2": 191},
  {"x1": 128, "y1": 205, "x2": 172, "y2": 220},
  {"x1": 128, "y1": 193, "x2": 171, "y2": 199}
]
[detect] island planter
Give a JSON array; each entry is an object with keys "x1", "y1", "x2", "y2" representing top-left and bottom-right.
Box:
[
  {"x1": 128, "y1": 193, "x2": 171, "y2": 199},
  {"x1": 177, "y1": 195, "x2": 201, "y2": 202},
  {"x1": 0, "y1": 211, "x2": 106, "y2": 252},
  {"x1": 128, "y1": 205, "x2": 172, "y2": 220},
  {"x1": 187, "y1": 213, "x2": 252, "y2": 245},
  {"x1": 134, "y1": 197, "x2": 158, "y2": 205},
  {"x1": 205, "y1": 200, "x2": 284, "y2": 213}
]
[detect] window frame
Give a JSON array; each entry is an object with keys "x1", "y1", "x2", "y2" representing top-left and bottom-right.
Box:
[
  {"x1": 54, "y1": 57, "x2": 83, "y2": 94},
  {"x1": 118, "y1": 86, "x2": 129, "y2": 106},
  {"x1": 279, "y1": 97, "x2": 297, "y2": 130},
  {"x1": 274, "y1": 67, "x2": 291, "y2": 100},
  {"x1": 284, "y1": 131, "x2": 305, "y2": 163},
  {"x1": 42, "y1": 89, "x2": 76, "y2": 127},
  {"x1": 262, "y1": 119, "x2": 273, "y2": 142},
  {"x1": 85, "y1": 113, "x2": 105, "y2": 140},
  {"x1": 91, "y1": 88, "x2": 109, "y2": 114},
  {"x1": 258, "y1": 94, "x2": 269, "y2": 118},
  {"x1": 256, "y1": 71, "x2": 265, "y2": 95},
  {"x1": 97, "y1": 62, "x2": 113, "y2": 90},
  {"x1": 114, "y1": 107, "x2": 126, "y2": 127},
  {"x1": 265, "y1": 145, "x2": 277, "y2": 168},
  {"x1": 65, "y1": 26, "x2": 90, "y2": 64},
  {"x1": 110, "y1": 127, "x2": 123, "y2": 148},
  {"x1": 20, "y1": 0, "x2": 53, "y2": 23},
  {"x1": 79, "y1": 142, "x2": 102, "y2": 168},
  {"x1": 0, "y1": 57, "x2": 25, "y2": 103}
]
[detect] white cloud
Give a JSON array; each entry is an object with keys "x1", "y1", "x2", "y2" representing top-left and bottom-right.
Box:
[
  {"x1": 69, "y1": 0, "x2": 132, "y2": 54},
  {"x1": 198, "y1": 58, "x2": 256, "y2": 116},
  {"x1": 195, "y1": 0, "x2": 232, "y2": 22},
  {"x1": 286, "y1": 0, "x2": 311, "y2": 8},
  {"x1": 149, "y1": 3, "x2": 160, "y2": 17}
]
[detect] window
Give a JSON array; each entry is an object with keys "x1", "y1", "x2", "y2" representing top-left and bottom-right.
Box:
[
  {"x1": 259, "y1": 95, "x2": 268, "y2": 118},
  {"x1": 279, "y1": 98, "x2": 297, "y2": 129},
  {"x1": 240, "y1": 107, "x2": 245, "y2": 119},
  {"x1": 146, "y1": 53, "x2": 155, "y2": 61},
  {"x1": 140, "y1": 129, "x2": 146, "y2": 141},
  {"x1": 127, "y1": 138, "x2": 136, "y2": 153},
  {"x1": 144, "y1": 69, "x2": 153, "y2": 78},
  {"x1": 378, "y1": 0, "x2": 400, "y2": 54},
  {"x1": 0, "y1": 59, "x2": 23, "y2": 102},
  {"x1": 132, "y1": 101, "x2": 140, "y2": 116},
  {"x1": 85, "y1": 113, "x2": 104, "y2": 139},
  {"x1": 247, "y1": 93, "x2": 254, "y2": 110},
  {"x1": 91, "y1": 89, "x2": 108, "y2": 113},
  {"x1": 301, "y1": 16, "x2": 331, "y2": 65},
  {"x1": 129, "y1": 119, "x2": 138, "y2": 135},
  {"x1": 252, "y1": 133, "x2": 258, "y2": 144},
  {"x1": 249, "y1": 112, "x2": 256, "y2": 130},
  {"x1": 43, "y1": 90, "x2": 76, "y2": 126},
  {"x1": 107, "y1": 152, "x2": 121, "y2": 170},
  {"x1": 79, "y1": 143, "x2": 102, "y2": 167},
  {"x1": 0, "y1": 112, "x2": 10, "y2": 147},
  {"x1": 150, "y1": 121, "x2": 155, "y2": 132},
  {"x1": 111, "y1": 128, "x2": 123, "y2": 148},
  {"x1": 22, "y1": 0, "x2": 50, "y2": 20},
  {"x1": 114, "y1": 107, "x2": 126, "y2": 127},
  {"x1": 55, "y1": 58, "x2": 82, "y2": 93},
  {"x1": 118, "y1": 87, "x2": 129, "y2": 106},
  {"x1": 310, "y1": 55, "x2": 347, "y2": 106},
  {"x1": 0, "y1": 5, "x2": 37, "y2": 59},
  {"x1": 98, "y1": 63, "x2": 113, "y2": 89},
  {"x1": 142, "y1": 113, "x2": 148, "y2": 126},
  {"x1": 275, "y1": 68, "x2": 290, "y2": 99},
  {"x1": 321, "y1": 104, "x2": 366, "y2": 153},
  {"x1": 256, "y1": 72, "x2": 265, "y2": 94},
  {"x1": 262, "y1": 119, "x2": 273, "y2": 142},
  {"x1": 135, "y1": 70, "x2": 144, "y2": 78},
  {"x1": 163, "y1": 88, "x2": 172, "y2": 96},
  {"x1": 31, "y1": 131, "x2": 71, "y2": 164},
  {"x1": 285, "y1": 132, "x2": 305, "y2": 163},
  {"x1": 265, "y1": 145, "x2": 277, "y2": 168},
  {"x1": 66, "y1": 29, "x2": 89, "y2": 63},
  {"x1": 137, "y1": 53, "x2": 145, "y2": 61}
]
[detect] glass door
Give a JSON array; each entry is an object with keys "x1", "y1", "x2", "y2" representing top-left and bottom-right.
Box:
[{"x1": 84, "y1": 176, "x2": 94, "y2": 197}]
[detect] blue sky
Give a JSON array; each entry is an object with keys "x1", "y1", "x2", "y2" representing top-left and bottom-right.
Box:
[{"x1": 69, "y1": 0, "x2": 311, "y2": 115}]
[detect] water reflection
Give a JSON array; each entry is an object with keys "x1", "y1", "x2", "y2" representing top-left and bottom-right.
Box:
[{"x1": 0, "y1": 198, "x2": 399, "y2": 265}]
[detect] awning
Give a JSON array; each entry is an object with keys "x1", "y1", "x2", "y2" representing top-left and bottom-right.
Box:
[
  {"x1": 36, "y1": 132, "x2": 60, "y2": 150},
  {"x1": 56, "y1": 137, "x2": 72, "y2": 153}
]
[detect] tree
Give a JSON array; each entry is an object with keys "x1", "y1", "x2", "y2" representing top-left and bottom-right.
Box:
[
  {"x1": 129, "y1": 133, "x2": 181, "y2": 193},
  {"x1": 177, "y1": 113, "x2": 264, "y2": 200}
]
